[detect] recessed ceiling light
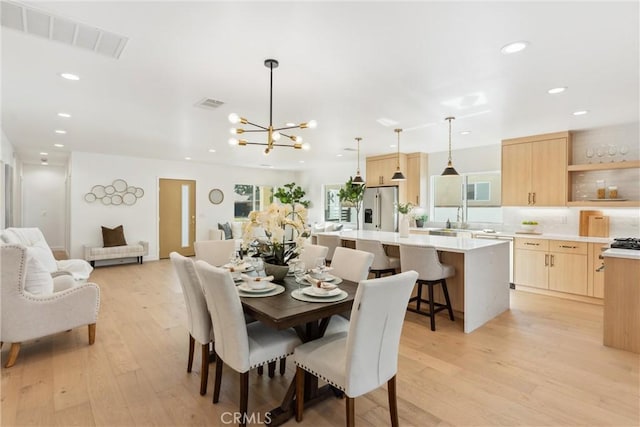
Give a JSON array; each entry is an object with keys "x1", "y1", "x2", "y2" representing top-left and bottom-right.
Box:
[
  {"x1": 57, "y1": 112, "x2": 71, "y2": 118},
  {"x1": 184, "y1": 157, "x2": 191, "y2": 160},
  {"x1": 573, "y1": 110, "x2": 589, "y2": 116},
  {"x1": 548, "y1": 87, "x2": 567, "y2": 94},
  {"x1": 54, "y1": 143, "x2": 64, "y2": 147},
  {"x1": 54, "y1": 129, "x2": 66, "y2": 134},
  {"x1": 41, "y1": 161, "x2": 48, "y2": 165},
  {"x1": 40, "y1": 152, "x2": 48, "y2": 155},
  {"x1": 336, "y1": 154, "x2": 343, "y2": 157},
  {"x1": 500, "y1": 41, "x2": 529, "y2": 54},
  {"x1": 208, "y1": 149, "x2": 216, "y2": 153},
  {"x1": 59, "y1": 73, "x2": 80, "y2": 81},
  {"x1": 299, "y1": 160, "x2": 305, "y2": 164},
  {"x1": 460, "y1": 131, "x2": 471, "y2": 135},
  {"x1": 390, "y1": 144, "x2": 396, "y2": 148}
]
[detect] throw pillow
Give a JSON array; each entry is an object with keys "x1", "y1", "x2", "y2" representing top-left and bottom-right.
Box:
[
  {"x1": 102, "y1": 225, "x2": 127, "y2": 247},
  {"x1": 218, "y1": 222, "x2": 233, "y2": 240},
  {"x1": 24, "y1": 250, "x2": 54, "y2": 295},
  {"x1": 53, "y1": 274, "x2": 76, "y2": 292},
  {"x1": 334, "y1": 224, "x2": 344, "y2": 231}
]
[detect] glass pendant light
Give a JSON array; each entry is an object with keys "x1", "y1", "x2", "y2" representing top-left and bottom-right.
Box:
[
  {"x1": 391, "y1": 128, "x2": 406, "y2": 181},
  {"x1": 352, "y1": 137, "x2": 365, "y2": 184},
  {"x1": 441, "y1": 117, "x2": 459, "y2": 176}
]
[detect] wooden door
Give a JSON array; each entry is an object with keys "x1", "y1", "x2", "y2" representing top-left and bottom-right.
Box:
[
  {"x1": 514, "y1": 249, "x2": 548, "y2": 289},
  {"x1": 531, "y1": 137, "x2": 567, "y2": 206},
  {"x1": 502, "y1": 143, "x2": 532, "y2": 206},
  {"x1": 549, "y1": 252, "x2": 588, "y2": 295},
  {"x1": 159, "y1": 179, "x2": 196, "y2": 258},
  {"x1": 365, "y1": 158, "x2": 382, "y2": 187}
]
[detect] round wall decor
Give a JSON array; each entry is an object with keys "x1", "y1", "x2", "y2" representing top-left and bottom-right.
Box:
[{"x1": 208, "y1": 188, "x2": 224, "y2": 204}]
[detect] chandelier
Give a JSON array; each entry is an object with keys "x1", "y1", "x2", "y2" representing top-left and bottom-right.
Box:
[
  {"x1": 390, "y1": 128, "x2": 406, "y2": 181},
  {"x1": 352, "y1": 137, "x2": 365, "y2": 184},
  {"x1": 441, "y1": 116, "x2": 459, "y2": 176},
  {"x1": 228, "y1": 59, "x2": 316, "y2": 155}
]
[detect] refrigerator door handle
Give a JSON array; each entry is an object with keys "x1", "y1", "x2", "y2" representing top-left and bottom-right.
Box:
[{"x1": 375, "y1": 193, "x2": 381, "y2": 229}]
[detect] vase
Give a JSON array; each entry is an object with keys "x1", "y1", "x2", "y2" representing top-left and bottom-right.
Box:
[
  {"x1": 264, "y1": 262, "x2": 290, "y2": 283},
  {"x1": 399, "y1": 215, "x2": 410, "y2": 237}
]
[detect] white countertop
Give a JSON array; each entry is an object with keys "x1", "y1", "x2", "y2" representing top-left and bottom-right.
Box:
[
  {"x1": 410, "y1": 227, "x2": 614, "y2": 244},
  {"x1": 603, "y1": 248, "x2": 640, "y2": 260},
  {"x1": 320, "y1": 230, "x2": 508, "y2": 253}
]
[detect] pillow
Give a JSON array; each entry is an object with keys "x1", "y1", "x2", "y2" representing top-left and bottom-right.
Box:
[
  {"x1": 53, "y1": 275, "x2": 76, "y2": 292},
  {"x1": 334, "y1": 224, "x2": 344, "y2": 231},
  {"x1": 218, "y1": 222, "x2": 233, "y2": 240},
  {"x1": 102, "y1": 225, "x2": 127, "y2": 248},
  {"x1": 313, "y1": 223, "x2": 326, "y2": 232},
  {"x1": 231, "y1": 222, "x2": 243, "y2": 239},
  {"x1": 325, "y1": 223, "x2": 335, "y2": 232},
  {"x1": 24, "y1": 250, "x2": 54, "y2": 295}
]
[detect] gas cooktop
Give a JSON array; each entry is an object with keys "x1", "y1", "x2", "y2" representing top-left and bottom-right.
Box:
[{"x1": 610, "y1": 238, "x2": 640, "y2": 250}]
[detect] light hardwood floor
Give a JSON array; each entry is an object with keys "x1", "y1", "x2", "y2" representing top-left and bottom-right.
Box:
[{"x1": 2, "y1": 259, "x2": 638, "y2": 426}]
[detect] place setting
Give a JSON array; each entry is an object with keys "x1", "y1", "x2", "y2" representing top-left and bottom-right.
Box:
[
  {"x1": 290, "y1": 261, "x2": 348, "y2": 303},
  {"x1": 236, "y1": 273, "x2": 285, "y2": 298}
]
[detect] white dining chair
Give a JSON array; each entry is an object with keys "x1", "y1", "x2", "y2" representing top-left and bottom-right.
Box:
[
  {"x1": 316, "y1": 234, "x2": 342, "y2": 264},
  {"x1": 169, "y1": 252, "x2": 213, "y2": 395},
  {"x1": 194, "y1": 261, "x2": 302, "y2": 427},
  {"x1": 399, "y1": 244, "x2": 455, "y2": 331},
  {"x1": 294, "y1": 270, "x2": 419, "y2": 426},
  {"x1": 355, "y1": 238, "x2": 400, "y2": 278},
  {"x1": 329, "y1": 247, "x2": 374, "y2": 284},
  {"x1": 194, "y1": 239, "x2": 236, "y2": 267},
  {"x1": 298, "y1": 243, "x2": 329, "y2": 269}
]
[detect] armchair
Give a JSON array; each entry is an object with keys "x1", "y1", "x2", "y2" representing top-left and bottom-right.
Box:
[{"x1": 0, "y1": 244, "x2": 100, "y2": 368}]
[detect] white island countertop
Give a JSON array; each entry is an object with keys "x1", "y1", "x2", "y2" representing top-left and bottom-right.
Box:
[{"x1": 603, "y1": 248, "x2": 640, "y2": 260}]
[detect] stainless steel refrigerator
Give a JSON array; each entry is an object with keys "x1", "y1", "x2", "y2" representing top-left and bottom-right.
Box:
[{"x1": 363, "y1": 187, "x2": 398, "y2": 232}]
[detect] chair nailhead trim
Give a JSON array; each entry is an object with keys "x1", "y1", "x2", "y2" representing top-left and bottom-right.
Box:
[
  {"x1": 293, "y1": 361, "x2": 345, "y2": 392},
  {"x1": 248, "y1": 351, "x2": 294, "y2": 370}
]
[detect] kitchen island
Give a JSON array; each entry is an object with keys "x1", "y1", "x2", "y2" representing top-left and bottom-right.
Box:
[{"x1": 317, "y1": 230, "x2": 510, "y2": 333}]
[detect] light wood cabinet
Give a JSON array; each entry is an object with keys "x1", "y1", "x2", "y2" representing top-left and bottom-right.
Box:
[
  {"x1": 406, "y1": 152, "x2": 428, "y2": 206},
  {"x1": 365, "y1": 153, "x2": 408, "y2": 203},
  {"x1": 587, "y1": 242, "x2": 606, "y2": 298},
  {"x1": 502, "y1": 132, "x2": 569, "y2": 206},
  {"x1": 514, "y1": 238, "x2": 588, "y2": 295},
  {"x1": 603, "y1": 256, "x2": 640, "y2": 353}
]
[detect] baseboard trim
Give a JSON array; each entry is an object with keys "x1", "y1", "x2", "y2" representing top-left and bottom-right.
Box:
[{"x1": 514, "y1": 285, "x2": 603, "y2": 305}]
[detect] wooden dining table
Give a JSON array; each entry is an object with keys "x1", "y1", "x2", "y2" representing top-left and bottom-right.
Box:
[{"x1": 239, "y1": 275, "x2": 358, "y2": 426}]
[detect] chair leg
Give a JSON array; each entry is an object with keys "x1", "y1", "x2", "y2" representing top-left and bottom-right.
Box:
[
  {"x1": 187, "y1": 335, "x2": 195, "y2": 373},
  {"x1": 388, "y1": 375, "x2": 399, "y2": 427},
  {"x1": 257, "y1": 365, "x2": 264, "y2": 375},
  {"x1": 239, "y1": 371, "x2": 249, "y2": 427},
  {"x1": 5, "y1": 343, "x2": 21, "y2": 368},
  {"x1": 296, "y1": 366, "x2": 305, "y2": 422},
  {"x1": 346, "y1": 396, "x2": 355, "y2": 427},
  {"x1": 200, "y1": 343, "x2": 209, "y2": 396},
  {"x1": 416, "y1": 283, "x2": 423, "y2": 312},
  {"x1": 279, "y1": 357, "x2": 286, "y2": 375},
  {"x1": 428, "y1": 284, "x2": 436, "y2": 331},
  {"x1": 213, "y1": 353, "x2": 223, "y2": 403},
  {"x1": 88, "y1": 323, "x2": 96, "y2": 345},
  {"x1": 441, "y1": 279, "x2": 455, "y2": 321},
  {"x1": 268, "y1": 361, "x2": 276, "y2": 378}
]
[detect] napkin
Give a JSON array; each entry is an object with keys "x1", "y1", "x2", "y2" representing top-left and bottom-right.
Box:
[
  {"x1": 224, "y1": 262, "x2": 249, "y2": 272},
  {"x1": 303, "y1": 274, "x2": 337, "y2": 290},
  {"x1": 241, "y1": 274, "x2": 274, "y2": 282}
]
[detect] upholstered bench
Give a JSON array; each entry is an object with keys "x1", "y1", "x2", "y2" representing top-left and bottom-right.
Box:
[{"x1": 84, "y1": 241, "x2": 149, "y2": 267}]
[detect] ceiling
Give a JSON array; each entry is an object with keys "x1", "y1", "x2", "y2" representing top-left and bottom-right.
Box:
[{"x1": 2, "y1": 1, "x2": 638, "y2": 170}]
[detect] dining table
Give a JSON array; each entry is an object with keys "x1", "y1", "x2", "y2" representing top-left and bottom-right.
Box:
[{"x1": 239, "y1": 273, "x2": 358, "y2": 426}]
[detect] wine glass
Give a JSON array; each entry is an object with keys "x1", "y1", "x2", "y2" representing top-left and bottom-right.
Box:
[
  {"x1": 585, "y1": 147, "x2": 594, "y2": 164},
  {"x1": 294, "y1": 261, "x2": 307, "y2": 291},
  {"x1": 595, "y1": 145, "x2": 606, "y2": 163},
  {"x1": 607, "y1": 144, "x2": 617, "y2": 162},
  {"x1": 619, "y1": 144, "x2": 630, "y2": 161},
  {"x1": 315, "y1": 257, "x2": 326, "y2": 275}
]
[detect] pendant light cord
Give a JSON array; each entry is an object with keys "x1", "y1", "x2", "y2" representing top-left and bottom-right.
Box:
[{"x1": 395, "y1": 128, "x2": 402, "y2": 168}]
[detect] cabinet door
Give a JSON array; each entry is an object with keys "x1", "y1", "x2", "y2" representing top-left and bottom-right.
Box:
[
  {"x1": 531, "y1": 138, "x2": 567, "y2": 206},
  {"x1": 514, "y1": 249, "x2": 548, "y2": 288},
  {"x1": 406, "y1": 155, "x2": 421, "y2": 205},
  {"x1": 381, "y1": 156, "x2": 400, "y2": 186},
  {"x1": 588, "y1": 243, "x2": 605, "y2": 298},
  {"x1": 548, "y1": 252, "x2": 588, "y2": 295},
  {"x1": 502, "y1": 143, "x2": 532, "y2": 206},
  {"x1": 365, "y1": 159, "x2": 382, "y2": 187}
]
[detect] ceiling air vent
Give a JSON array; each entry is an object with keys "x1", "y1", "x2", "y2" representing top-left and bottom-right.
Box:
[
  {"x1": 195, "y1": 98, "x2": 225, "y2": 110},
  {"x1": 343, "y1": 147, "x2": 357, "y2": 152},
  {"x1": 1, "y1": 0, "x2": 128, "y2": 59}
]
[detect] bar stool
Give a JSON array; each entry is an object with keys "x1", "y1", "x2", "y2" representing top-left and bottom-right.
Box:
[
  {"x1": 356, "y1": 238, "x2": 400, "y2": 278},
  {"x1": 316, "y1": 234, "x2": 341, "y2": 265},
  {"x1": 399, "y1": 244, "x2": 455, "y2": 331}
]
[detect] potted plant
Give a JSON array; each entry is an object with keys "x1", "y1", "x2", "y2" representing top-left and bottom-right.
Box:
[
  {"x1": 521, "y1": 220, "x2": 539, "y2": 232},
  {"x1": 338, "y1": 177, "x2": 366, "y2": 230},
  {"x1": 274, "y1": 182, "x2": 311, "y2": 208},
  {"x1": 397, "y1": 202, "x2": 413, "y2": 237}
]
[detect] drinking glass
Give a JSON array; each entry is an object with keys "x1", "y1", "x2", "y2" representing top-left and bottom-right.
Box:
[
  {"x1": 294, "y1": 261, "x2": 306, "y2": 291},
  {"x1": 595, "y1": 145, "x2": 606, "y2": 163},
  {"x1": 254, "y1": 258, "x2": 264, "y2": 276},
  {"x1": 619, "y1": 144, "x2": 629, "y2": 161},
  {"x1": 315, "y1": 257, "x2": 326, "y2": 275},
  {"x1": 585, "y1": 147, "x2": 594, "y2": 163},
  {"x1": 607, "y1": 145, "x2": 617, "y2": 162}
]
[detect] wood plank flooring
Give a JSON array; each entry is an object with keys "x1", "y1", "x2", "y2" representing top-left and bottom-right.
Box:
[{"x1": 2, "y1": 259, "x2": 638, "y2": 426}]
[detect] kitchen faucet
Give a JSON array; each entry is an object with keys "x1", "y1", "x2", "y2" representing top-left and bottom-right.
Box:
[{"x1": 456, "y1": 206, "x2": 467, "y2": 229}]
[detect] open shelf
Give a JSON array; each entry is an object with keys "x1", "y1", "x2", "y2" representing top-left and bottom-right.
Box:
[
  {"x1": 568, "y1": 200, "x2": 640, "y2": 207},
  {"x1": 568, "y1": 160, "x2": 640, "y2": 172}
]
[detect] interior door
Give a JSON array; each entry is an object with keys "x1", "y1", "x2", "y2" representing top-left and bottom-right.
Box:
[{"x1": 159, "y1": 179, "x2": 196, "y2": 258}]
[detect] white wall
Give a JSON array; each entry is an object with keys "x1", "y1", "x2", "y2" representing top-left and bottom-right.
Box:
[
  {"x1": 1, "y1": 130, "x2": 17, "y2": 228},
  {"x1": 69, "y1": 152, "x2": 296, "y2": 259},
  {"x1": 22, "y1": 164, "x2": 67, "y2": 249}
]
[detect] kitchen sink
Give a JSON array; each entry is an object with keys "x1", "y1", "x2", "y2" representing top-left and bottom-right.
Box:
[{"x1": 428, "y1": 228, "x2": 472, "y2": 237}]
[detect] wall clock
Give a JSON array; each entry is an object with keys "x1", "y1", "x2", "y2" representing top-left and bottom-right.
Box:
[{"x1": 208, "y1": 188, "x2": 224, "y2": 204}]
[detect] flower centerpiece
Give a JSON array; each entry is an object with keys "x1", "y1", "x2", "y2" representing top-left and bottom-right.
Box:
[
  {"x1": 242, "y1": 202, "x2": 310, "y2": 281},
  {"x1": 397, "y1": 202, "x2": 413, "y2": 237}
]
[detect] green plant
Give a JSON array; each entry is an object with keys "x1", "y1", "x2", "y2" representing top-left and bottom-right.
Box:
[
  {"x1": 522, "y1": 220, "x2": 539, "y2": 225},
  {"x1": 397, "y1": 202, "x2": 413, "y2": 215},
  {"x1": 274, "y1": 182, "x2": 310, "y2": 208},
  {"x1": 338, "y1": 177, "x2": 366, "y2": 229}
]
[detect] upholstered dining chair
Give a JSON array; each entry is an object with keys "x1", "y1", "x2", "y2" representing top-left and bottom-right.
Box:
[
  {"x1": 294, "y1": 270, "x2": 419, "y2": 426},
  {"x1": 399, "y1": 244, "x2": 455, "y2": 331},
  {"x1": 329, "y1": 247, "x2": 374, "y2": 284},
  {"x1": 355, "y1": 238, "x2": 400, "y2": 278},
  {"x1": 0, "y1": 244, "x2": 100, "y2": 368},
  {"x1": 169, "y1": 252, "x2": 213, "y2": 395},
  {"x1": 194, "y1": 261, "x2": 302, "y2": 427},
  {"x1": 297, "y1": 243, "x2": 329, "y2": 269},
  {"x1": 316, "y1": 234, "x2": 342, "y2": 265},
  {"x1": 194, "y1": 239, "x2": 236, "y2": 267}
]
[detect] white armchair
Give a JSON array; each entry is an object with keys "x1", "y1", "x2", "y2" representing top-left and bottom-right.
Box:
[
  {"x1": 1, "y1": 244, "x2": 100, "y2": 368},
  {"x1": 0, "y1": 227, "x2": 93, "y2": 280}
]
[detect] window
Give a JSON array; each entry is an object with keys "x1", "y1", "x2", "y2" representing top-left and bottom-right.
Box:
[
  {"x1": 431, "y1": 171, "x2": 502, "y2": 224},
  {"x1": 466, "y1": 182, "x2": 490, "y2": 201},
  {"x1": 234, "y1": 184, "x2": 273, "y2": 219},
  {"x1": 323, "y1": 184, "x2": 352, "y2": 223}
]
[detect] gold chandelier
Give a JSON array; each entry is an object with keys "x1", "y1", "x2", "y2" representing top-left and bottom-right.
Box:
[{"x1": 228, "y1": 59, "x2": 316, "y2": 155}]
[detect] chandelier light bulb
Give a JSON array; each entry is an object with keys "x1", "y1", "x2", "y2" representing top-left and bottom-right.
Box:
[
  {"x1": 228, "y1": 138, "x2": 239, "y2": 146},
  {"x1": 272, "y1": 131, "x2": 281, "y2": 141},
  {"x1": 301, "y1": 143, "x2": 310, "y2": 150},
  {"x1": 228, "y1": 113, "x2": 240, "y2": 124},
  {"x1": 230, "y1": 128, "x2": 238, "y2": 135},
  {"x1": 304, "y1": 120, "x2": 317, "y2": 129}
]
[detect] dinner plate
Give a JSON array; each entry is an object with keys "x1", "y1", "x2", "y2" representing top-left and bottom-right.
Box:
[
  {"x1": 223, "y1": 263, "x2": 254, "y2": 272},
  {"x1": 237, "y1": 282, "x2": 276, "y2": 293},
  {"x1": 296, "y1": 275, "x2": 343, "y2": 285},
  {"x1": 238, "y1": 284, "x2": 285, "y2": 298},
  {"x1": 302, "y1": 286, "x2": 342, "y2": 297},
  {"x1": 291, "y1": 289, "x2": 348, "y2": 303}
]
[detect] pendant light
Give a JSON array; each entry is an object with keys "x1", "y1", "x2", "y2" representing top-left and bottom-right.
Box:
[
  {"x1": 352, "y1": 137, "x2": 365, "y2": 184},
  {"x1": 441, "y1": 116, "x2": 459, "y2": 176},
  {"x1": 390, "y1": 128, "x2": 406, "y2": 181}
]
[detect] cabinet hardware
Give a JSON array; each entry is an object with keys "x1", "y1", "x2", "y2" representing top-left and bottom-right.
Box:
[
  {"x1": 416, "y1": 196, "x2": 419, "y2": 204},
  {"x1": 596, "y1": 264, "x2": 605, "y2": 272},
  {"x1": 524, "y1": 242, "x2": 539, "y2": 246},
  {"x1": 550, "y1": 254, "x2": 555, "y2": 267},
  {"x1": 532, "y1": 192, "x2": 536, "y2": 204},
  {"x1": 545, "y1": 254, "x2": 549, "y2": 266},
  {"x1": 560, "y1": 245, "x2": 577, "y2": 249},
  {"x1": 528, "y1": 193, "x2": 532, "y2": 205}
]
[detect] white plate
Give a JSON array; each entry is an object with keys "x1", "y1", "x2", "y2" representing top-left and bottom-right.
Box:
[
  {"x1": 223, "y1": 263, "x2": 254, "y2": 272},
  {"x1": 237, "y1": 282, "x2": 276, "y2": 293},
  {"x1": 296, "y1": 275, "x2": 343, "y2": 285},
  {"x1": 302, "y1": 286, "x2": 342, "y2": 297},
  {"x1": 291, "y1": 289, "x2": 348, "y2": 303}
]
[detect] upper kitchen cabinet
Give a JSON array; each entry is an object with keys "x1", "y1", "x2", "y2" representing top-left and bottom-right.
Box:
[
  {"x1": 366, "y1": 153, "x2": 408, "y2": 203},
  {"x1": 501, "y1": 131, "x2": 569, "y2": 206},
  {"x1": 406, "y1": 152, "x2": 428, "y2": 206}
]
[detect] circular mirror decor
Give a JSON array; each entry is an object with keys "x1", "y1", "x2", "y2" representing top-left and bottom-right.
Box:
[
  {"x1": 113, "y1": 179, "x2": 128, "y2": 192},
  {"x1": 122, "y1": 192, "x2": 137, "y2": 205},
  {"x1": 84, "y1": 193, "x2": 97, "y2": 202},
  {"x1": 104, "y1": 185, "x2": 116, "y2": 195},
  {"x1": 91, "y1": 185, "x2": 106, "y2": 199},
  {"x1": 111, "y1": 194, "x2": 123, "y2": 205},
  {"x1": 208, "y1": 188, "x2": 224, "y2": 204}
]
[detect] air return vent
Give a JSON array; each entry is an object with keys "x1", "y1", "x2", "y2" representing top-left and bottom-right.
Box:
[
  {"x1": 1, "y1": 0, "x2": 128, "y2": 59},
  {"x1": 195, "y1": 98, "x2": 225, "y2": 110}
]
